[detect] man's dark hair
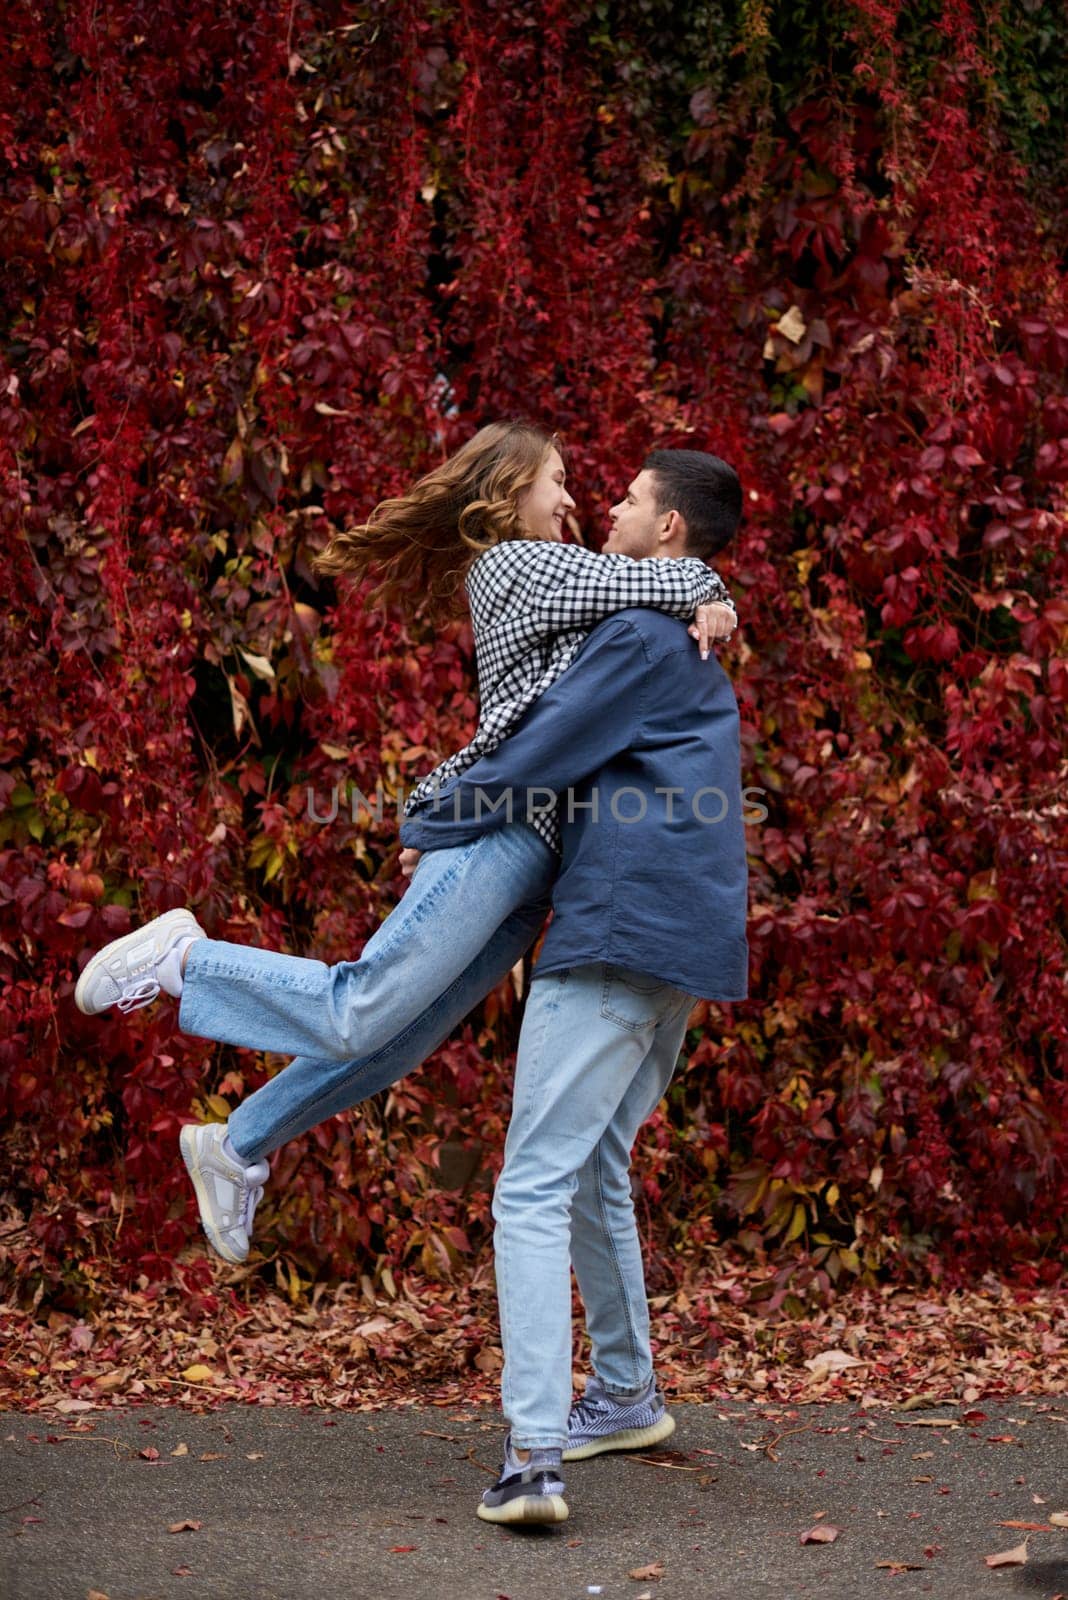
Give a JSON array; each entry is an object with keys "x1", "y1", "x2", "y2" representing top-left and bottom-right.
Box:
[{"x1": 643, "y1": 449, "x2": 742, "y2": 561}]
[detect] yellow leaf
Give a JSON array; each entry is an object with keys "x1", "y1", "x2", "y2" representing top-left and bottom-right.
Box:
[
  {"x1": 220, "y1": 437, "x2": 244, "y2": 485},
  {"x1": 291, "y1": 602, "x2": 320, "y2": 634},
  {"x1": 776, "y1": 304, "x2": 807, "y2": 343},
  {"x1": 180, "y1": 1364, "x2": 214, "y2": 1383},
  {"x1": 238, "y1": 647, "x2": 275, "y2": 681},
  {"x1": 785, "y1": 1202, "x2": 808, "y2": 1243}
]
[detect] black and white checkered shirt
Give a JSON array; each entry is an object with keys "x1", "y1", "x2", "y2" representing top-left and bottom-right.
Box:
[{"x1": 404, "y1": 540, "x2": 735, "y2": 852}]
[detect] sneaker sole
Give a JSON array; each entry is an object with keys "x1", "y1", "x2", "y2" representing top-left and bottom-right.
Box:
[
  {"x1": 562, "y1": 1411, "x2": 675, "y2": 1462},
  {"x1": 74, "y1": 909, "x2": 202, "y2": 1015},
  {"x1": 476, "y1": 1493, "x2": 569, "y2": 1525},
  {"x1": 179, "y1": 1124, "x2": 246, "y2": 1266}
]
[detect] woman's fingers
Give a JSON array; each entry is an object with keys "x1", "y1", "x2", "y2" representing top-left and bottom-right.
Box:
[{"x1": 399, "y1": 846, "x2": 422, "y2": 878}]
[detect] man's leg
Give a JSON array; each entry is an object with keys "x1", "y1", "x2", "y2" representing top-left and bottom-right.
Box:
[
  {"x1": 562, "y1": 999, "x2": 693, "y2": 1457},
  {"x1": 177, "y1": 825, "x2": 553, "y2": 1061},
  {"x1": 491, "y1": 963, "x2": 693, "y2": 1452}
]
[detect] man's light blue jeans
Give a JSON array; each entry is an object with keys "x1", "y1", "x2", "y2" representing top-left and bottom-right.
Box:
[
  {"x1": 495, "y1": 962, "x2": 694, "y2": 1450},
  {"x1": 177, "y1": 824, "x2": 555, "y2": 1162}
]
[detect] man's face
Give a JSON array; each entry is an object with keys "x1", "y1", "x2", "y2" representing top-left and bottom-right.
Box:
[{"x1": 604, "y1": 469, "x2": 667, "y2": 559}]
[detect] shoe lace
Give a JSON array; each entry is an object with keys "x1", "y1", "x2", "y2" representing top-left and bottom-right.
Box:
[
  {"x1": 116, "y1": 978, "x2": 161, "y2": 1013},
  {"x1": 240, "y1": 1180, "x2": 265, "y2": 1232},
  {"x1": 571, "y1": 1391, "x2": 607, "y2": 1429}
]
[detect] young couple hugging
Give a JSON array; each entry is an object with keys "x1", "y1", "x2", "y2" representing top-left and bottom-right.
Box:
[{"x1": 77, "y1": 422, "x2": 749, "y2": 1526}]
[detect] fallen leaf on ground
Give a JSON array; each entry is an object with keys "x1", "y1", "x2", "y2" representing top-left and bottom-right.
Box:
[
  {"x1": 172, "y1": 1567, "x2": 192, "y2": 1577},
  {"x1": 803, "y1": 1350, "x2": 864, "y2": 1377},
  {"x1": 179, "y1": 1364, "x2": 214, "y2": 1382},
  {"x1": 246, "y1": 1452, "x2": 264, "y2": 1460},
  {"x1": 54, "y1": 1398, "x2": 96, "y2": 1414},
  {"x1": 170, "y1": 1443, "x2": 188, "y2": 1457},
  {"x1": 876, "y1": 1561, "x2": 923, "y2": 1573},
  {"x1": 168, "y1": 1520, "x2": 202, "y2": 1533},
  {"x1": 199, "y1": 1451, "x2": 224, "y2": 1461},
  {"x1": 139, "y1": 1446, "x2": 159, "y2": 1461},
  {"x1": 984, "y1": 1539, "x2": 1028, "y2": 1568},
  {"x1": 87, "y1": 1591, "x2": 110, "y2": 1599},
  {"x1": 628, "y1": 1561, "x2": 665, "y2": 1580},
  {"x1": 389, "y1": 1545, "x2": 416, "y2": 1553},
  {"x1": 801, "y1": 1524, "x2": 840, "y2": 1544},
  {"x1": 1050, "y1": 1512, "x2": 1068, "y2": 1528},
  {"x1": 997, "y1": 1521, "x2": 1050, "y2": 1531},
  {"x1": 92, "y1": 1372, "x2": 126, "y2": 1392},
  {"x1": 900, "y1": 1393, "x2": 942, "y2": 1411}
]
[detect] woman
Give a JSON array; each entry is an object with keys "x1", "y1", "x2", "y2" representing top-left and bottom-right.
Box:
[{"x1": 75, "y1": 422, "x2": 737, "y2": 1264}]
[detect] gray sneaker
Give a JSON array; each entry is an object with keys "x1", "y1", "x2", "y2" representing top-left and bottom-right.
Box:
[
  {"x1": 562, "y1": 1374, "x2": 675, "y2": 1461},
  {"x1": 179, "y1": 1123, "x2": 269, "y2": 1265},
  {"x1": 476, "y1": 1436, "x2": 569, "y2": 1525}
]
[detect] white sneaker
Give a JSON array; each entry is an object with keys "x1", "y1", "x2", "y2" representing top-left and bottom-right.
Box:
[
  {"x1": 75, "y1": 909, "x2": 205, "y2": 1015},
  {"x1": 179, "y1": 1123, "x2": 270, "y2": 1265}
]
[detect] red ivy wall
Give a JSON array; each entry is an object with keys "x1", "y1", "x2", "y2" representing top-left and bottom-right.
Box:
[{"x1": 1, "y1": 0, "x2": 1065, "y2": 1312}]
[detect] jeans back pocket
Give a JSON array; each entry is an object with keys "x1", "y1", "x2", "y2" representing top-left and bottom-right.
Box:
[{"x1": 600, "y1": 965, "x2": 687, "y2": 1033}]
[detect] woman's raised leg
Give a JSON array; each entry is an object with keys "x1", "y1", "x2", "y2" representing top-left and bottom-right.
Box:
[{"x1": 177, "y1": 824, "x2": 553, "y2": 1060}]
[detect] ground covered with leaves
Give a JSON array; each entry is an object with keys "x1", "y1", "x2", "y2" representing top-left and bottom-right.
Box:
[{"x1": 3, "y1": 1261, "x2": 1065, "y2": 1417}]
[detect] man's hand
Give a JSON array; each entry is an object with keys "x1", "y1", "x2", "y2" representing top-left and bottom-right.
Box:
[
  {"x1": 399, "y1": 846, "x2": 422, "y2": 879},
  {"x1": 689, "y1": 601, "x2": 737, "y2": 659}
]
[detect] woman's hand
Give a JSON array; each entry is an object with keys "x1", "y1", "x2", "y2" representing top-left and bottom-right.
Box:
[
  {"x1": 688, "y1": 601, "x2": 737, "y2": 658},
  {"x1": 399, "y1": 847, "x2": 422, "y2": 879}
]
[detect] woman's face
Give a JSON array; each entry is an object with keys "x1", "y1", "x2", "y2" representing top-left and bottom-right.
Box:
[{"x1": 517, "y1": 448, "x2": 575, "y2": 541}]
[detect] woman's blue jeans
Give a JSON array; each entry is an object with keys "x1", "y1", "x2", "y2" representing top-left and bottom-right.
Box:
[{"x1": 178, "y1": 824, "x2": 555, "y2": 1162}]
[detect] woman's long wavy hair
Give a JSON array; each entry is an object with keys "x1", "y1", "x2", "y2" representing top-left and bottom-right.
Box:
[{"x1": 314, "y1": 421, "x2": 557, "y2": 614}]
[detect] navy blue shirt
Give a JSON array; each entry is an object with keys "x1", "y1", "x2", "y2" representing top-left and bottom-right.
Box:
[{"x1": 400, "y1": 610, "x2": 749, "y2": 1002}]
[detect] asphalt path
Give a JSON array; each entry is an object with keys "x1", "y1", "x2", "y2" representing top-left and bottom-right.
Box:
[{"x1": 2, "y1": 1399, "x2": 1067, "y2": 1600}]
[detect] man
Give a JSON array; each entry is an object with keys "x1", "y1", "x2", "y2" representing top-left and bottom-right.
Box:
[{"x1": 399, "y1": 450, "x2": 749, "y2": 1524}]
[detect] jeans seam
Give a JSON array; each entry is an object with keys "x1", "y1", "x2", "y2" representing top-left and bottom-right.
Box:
[{"x1": 592, "y1": 1139, "x2": 643, "y2": 1387}]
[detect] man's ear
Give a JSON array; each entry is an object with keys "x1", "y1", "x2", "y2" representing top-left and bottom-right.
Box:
[{"x1": 659, "y1": 507, "x2": 687, "y2": 545}]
